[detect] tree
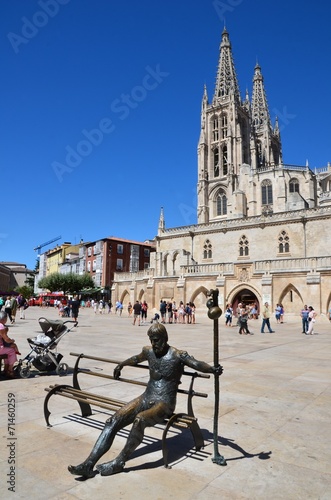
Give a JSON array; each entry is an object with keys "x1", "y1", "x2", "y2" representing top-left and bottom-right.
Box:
[
  {"x1": 37, "y1": 273, "x2": 94, "y2": 296},
  {"x1": 15, "y1": 285, "x2": 34, "y2": 299}
]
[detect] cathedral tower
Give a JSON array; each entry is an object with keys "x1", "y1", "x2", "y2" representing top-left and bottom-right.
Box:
[{"x1": 197, "y1": 28, "x2": 283, "y2": 223}]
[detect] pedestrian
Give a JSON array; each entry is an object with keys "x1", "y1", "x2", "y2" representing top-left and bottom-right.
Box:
[
  {"x1": 275, "y1": 304, "x2": 282, "y2": 324},
  {"x1": 261, "y1": 302, "x2": 274, "y2": 333},
  {"x1": 10, "y1": 296, "x2": 18, "y2": 323},
  {"x1": 127, "y1": 302, "x2": 133, "y2": 317},
  {"x1": 160, "y1": 300, "x2": 167, "y2": 324},
  {"x1": 300, "y1": 305, "x2": 309, "y2": 334},
  {"x1": 279, "y1": 304, "x2": 285, "y2": 323},
  {"x1": 5, "y1": 296, "x2": 13, "y2": 323},
  {"x1": 224, "y1": 304, "x2": 233, "y2": 327},
  {"x1": 178, "y1": 301, "x2": 185, "y2": 324},
  {"x1": 98, "y1": 300, "x2": 104, "y2": 314},
  {"x1": 17, "y1": 294, "x2": 27, "y2": 319},
  {"x1": 132, "y1": 301, "x2": 141, "y2": 326},
  {"x1": 307, "y1": 306, "x2": 317, "y2": 335},
  {"x1": 190, "y1": 302, "x2": 196, "y2": 324},
  {"x1": 141, "y1": 301, "x2": 148, "y2": 324},
  {"x1": 70, "y1": 295, "x2": 80, "y2": 322},
  {"x1": 0, "y1": 296, "x2": 4, "y2": 311},
  {"x1": 238, "y1": 305, "x2": 253, "y2": 335}
]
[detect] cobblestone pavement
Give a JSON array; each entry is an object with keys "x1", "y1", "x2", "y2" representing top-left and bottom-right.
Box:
[{"x1": 1, "y1": 306, "x2": 331, "y2": 499}]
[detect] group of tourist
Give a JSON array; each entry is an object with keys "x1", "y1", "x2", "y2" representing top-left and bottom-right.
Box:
[
  {"x1": 0, "y1": 294, "x2": 28, "y2": 323},
  {"x1": 124, "y1": 299, "x2": 197, "y2": 326}
]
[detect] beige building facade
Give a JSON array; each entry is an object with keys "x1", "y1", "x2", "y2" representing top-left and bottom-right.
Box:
[{"x1": 112, "y1": 29, "x2": 331, "y2": 317}]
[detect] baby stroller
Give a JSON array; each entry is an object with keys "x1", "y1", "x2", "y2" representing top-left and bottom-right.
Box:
[{"x1": 16, "y1": 317, "x2": 77, "y2": 378}]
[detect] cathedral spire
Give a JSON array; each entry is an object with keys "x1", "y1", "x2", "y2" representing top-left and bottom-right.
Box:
[
  {"x1": 251, "y1": 63, "x2": 271, "y2": 129},
  {"x1": 158, "y1": 207, "x2": 165, "y2": 235},
  {"x1": 213, "y1": 27, "x2": 241, "y2": 104}
]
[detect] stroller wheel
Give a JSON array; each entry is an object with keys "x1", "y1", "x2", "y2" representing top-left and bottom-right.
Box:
[
  {"x1": 56, "y1": 362, "x2": 68, "y2": 376},
  {"x1": 19, "y1": 365, "x2": 31, "y2": 379}
]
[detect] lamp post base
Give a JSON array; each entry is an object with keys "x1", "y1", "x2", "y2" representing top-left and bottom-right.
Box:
[{"x1": 212, "y1": 453, "x2": 227, "y2": 466}]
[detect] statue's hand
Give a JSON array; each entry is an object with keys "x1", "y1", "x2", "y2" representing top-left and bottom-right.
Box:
[
  {"x1": 113, "y1": 365, "x2": 122, "y2": 379},
  {"x1": 213, "y1": 364, "x2": 223, "y2": 376}
]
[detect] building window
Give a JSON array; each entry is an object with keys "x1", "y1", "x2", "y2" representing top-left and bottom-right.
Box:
[
  {"x1": 92, "y1": 260, "x2": 96, "y2": 271},
  {"x1": 212, "y1": 117, "x2": 219, "y2": 141},
  {"x1": 144, "y1": 248, "x2": 150, "y2": 257},
  {"x1": 203, "y1": 239, "x2": 212, "y2": 259},
  {"x1": 278, "y1": 230, "x2": 290, "y2": 253},
  {"x1": 289, "y1": 179, "x2": 300, "y2": 193},
  {"x1": 261, "y1": 179, "x2": 273, "y2": 205},
  {"x1": 216, "y1": 189, "x2": 227, "y2": 216},
  {"x1": 222, "y1": 145, "x2": 228, "y2": 176},
  {"x1": 239, "y1": 235, "x2": 249, "y2": 256},
  {"x1": 93, "y1": 245, "x2": 96, "y2": 255},
  {"x1": 116, "y1": 259, "x2": 123, "y2": 271},
  {"x1": 87, "y1": 261, "x2": 91, "y2": 272},
  {"x1": 221, "y1": 114, "x2": 227, "y2": 139},
  {"x1": 214, "y1": 148, "x2": 219, "y2": 177},
  {"x1": 117, "y1": 244, "x2": 123, "y2": 254},
  {"x1": 87, "y1": 247, "x2": 92, "y2": 256}
]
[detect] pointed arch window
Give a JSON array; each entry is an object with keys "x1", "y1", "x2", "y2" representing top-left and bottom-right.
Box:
[
  {"x1": 203, "y1": 239, "x2": 212, "y2": 259},
  {"x1": 214, "y1": 148, "x2": 219, "y2": 177},
  {"x1": 216, "y1": 189, "x2": 227, "y2": 216},
  {"x1": 222, "y1": 145, "x2": 228, "y2": 176},
  {"x1": 261, "y1": 179, "x2": 273, "y2": 205},
  {"x1": 239, "y1": 235, "x2": 249, "y2": 257},
  {"x1": 221, "y1": 115, "x2": 227, "y2": 139},
  {"x1": 278, "y1": 230, "x2": 290, "y2": 253},
  {"x1": 212, "y1": 117, "x2": 219, "y2": 142},
  {"x1": 289, "y1": 179, "x2": 300, "y2": 193}
]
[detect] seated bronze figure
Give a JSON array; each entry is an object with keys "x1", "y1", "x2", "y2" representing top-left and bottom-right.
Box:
[{"x1": 68, "y1": 323, "x2": 222, "y2": 478}]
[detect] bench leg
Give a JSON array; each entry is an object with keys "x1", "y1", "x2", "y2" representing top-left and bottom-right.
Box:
[
  {"x1": 44, "y1": 385, "x2": 92, "y2": 427},
  {"x1": 161, "y1": 413, "x2": 205, "y2": 468}
]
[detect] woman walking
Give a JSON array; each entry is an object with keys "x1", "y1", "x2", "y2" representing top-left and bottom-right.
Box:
[{"x1": 307, "y1": 306, "x2": 317, "y2": 335}]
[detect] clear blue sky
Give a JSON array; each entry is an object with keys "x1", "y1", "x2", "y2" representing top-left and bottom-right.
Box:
[{"x1": 0, "y1": 0, "x2": 330, "y2": 270}]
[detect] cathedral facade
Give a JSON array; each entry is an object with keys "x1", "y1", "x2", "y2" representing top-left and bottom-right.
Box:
[{"x1": 112, "y1": 29, "x2": 331, "y2": 316}]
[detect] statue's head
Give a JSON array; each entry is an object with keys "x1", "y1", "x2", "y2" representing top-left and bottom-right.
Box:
[{"x1": 147, "y1": 323, "x2": 168, "y2": 356}]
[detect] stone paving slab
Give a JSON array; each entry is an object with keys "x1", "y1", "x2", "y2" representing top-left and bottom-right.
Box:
[{"x1": 1, "y1": 306, "x2": 331, "y2": 499}]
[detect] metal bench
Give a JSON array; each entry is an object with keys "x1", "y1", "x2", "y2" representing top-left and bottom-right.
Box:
[{"x1": 44, "y1": 352, "x2": 210, "y2": 468}]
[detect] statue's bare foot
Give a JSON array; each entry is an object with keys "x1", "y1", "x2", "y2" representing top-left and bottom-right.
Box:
[
  {"x1": 68, "y1": 463, "x2": 95, "y2": 478},
  {"x1": 96, "y1": 459, "x2": 124, "y2": 476}
]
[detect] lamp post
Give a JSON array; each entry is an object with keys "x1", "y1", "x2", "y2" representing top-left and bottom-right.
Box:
[{"x1": 206, "y1": 289, "x2": 227, "y2": 466}]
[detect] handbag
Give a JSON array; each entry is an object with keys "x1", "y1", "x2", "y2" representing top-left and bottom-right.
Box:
[{"x1": 23, "y1": 303, "x2": 29, "y2": 310}]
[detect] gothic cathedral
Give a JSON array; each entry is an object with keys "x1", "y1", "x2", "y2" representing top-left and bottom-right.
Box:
[{"x1": 113, "y1": 29, "x2": 331, "y2": 315}]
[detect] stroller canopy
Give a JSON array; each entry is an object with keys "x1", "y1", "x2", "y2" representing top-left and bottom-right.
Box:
[{"x1": 38, "y1": 318, "x2": 67, "y2": 337}]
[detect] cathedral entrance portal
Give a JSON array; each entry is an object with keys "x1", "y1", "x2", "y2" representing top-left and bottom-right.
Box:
[{"x1": 231, "y1": 288, "x2": 260, "y2": 317}]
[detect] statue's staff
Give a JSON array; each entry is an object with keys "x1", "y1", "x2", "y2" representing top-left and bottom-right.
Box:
[{"x1": 206, "y1": 289, "x2": 227, "y2": 466}]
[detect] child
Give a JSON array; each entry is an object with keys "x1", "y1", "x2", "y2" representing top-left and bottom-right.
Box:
[{"x1": 0, "y1": 312, "x2": 21, "y2": 355}]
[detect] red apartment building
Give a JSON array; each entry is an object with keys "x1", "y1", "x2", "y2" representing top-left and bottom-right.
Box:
[{"x1": 83, "y1": 237, "x2": 155, "y2": 294}]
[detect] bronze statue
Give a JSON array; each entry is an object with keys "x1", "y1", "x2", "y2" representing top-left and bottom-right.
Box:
[{"x1": 68, "y1": 323, "x2": 223, "y2": 478}]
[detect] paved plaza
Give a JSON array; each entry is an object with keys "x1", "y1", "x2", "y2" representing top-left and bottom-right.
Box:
[{"x1": 1, "y1": 305, "x2": 331, "y2": 499}]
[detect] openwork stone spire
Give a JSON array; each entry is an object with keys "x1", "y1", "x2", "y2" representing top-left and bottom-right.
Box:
[
  {"x1": 213, "y1": 27, "x2": 241, "y2": 104},
  {"x1": 251, "y1": 63, "x2": 271, "y2": 129},
  {"x1": 158, "y1": 206, "x2": 165, "y2": 235}
]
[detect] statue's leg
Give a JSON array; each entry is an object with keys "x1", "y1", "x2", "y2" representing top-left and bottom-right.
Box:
[
  {"x1": 68, "y1": 396, "x2": 142, "y2": 477},
  {"x1": 96, "y1": 402, "x2": 170, "y2": 476}
]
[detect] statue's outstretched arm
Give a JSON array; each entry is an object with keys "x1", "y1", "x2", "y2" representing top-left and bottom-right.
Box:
[
  {"x1": 114, "y1": 348, "x2": 148, "y2": 379},
  {"x1": 180, "y1": 351, "x2": 223, "y2": 375}
]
